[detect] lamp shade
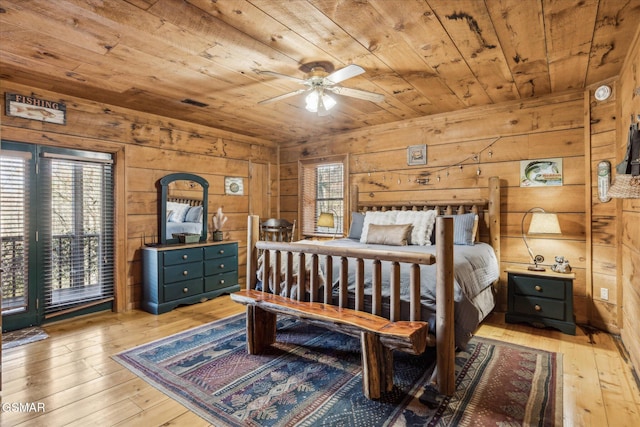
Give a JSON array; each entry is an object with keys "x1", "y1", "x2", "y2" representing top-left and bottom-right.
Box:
[
  {"x1": 527, "y1": 212, "x2": 561, "y2": 234},
  {"x1": 317, "y1": 212, "x2": 335, "y2": 228}
]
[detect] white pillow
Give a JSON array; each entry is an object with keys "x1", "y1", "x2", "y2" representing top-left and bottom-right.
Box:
[
  {"x1": 167, "y1": 202, "x2": 190, "y2": 223},
  {"x1": 395, "y1": 209, "x2": 437, "y2": 245},
  {"x1": 184, "y1": 205, "x2": 203, "y2": 223},
  {"x1": 360, "y1": 211, "x2": 399, "y2": 243}
]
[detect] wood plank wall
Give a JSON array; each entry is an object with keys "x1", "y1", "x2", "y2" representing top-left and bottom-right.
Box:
[
  {"x1": 0, "y1": 81, "x2": 278, "y2": 311},
  {"x1": 586, "y1": 78, "x2": 620, "y2": 333},
  {"x1": 279, "y1": 90, "x2": 589, "y2": 323},
  {"x1": 618, "y1": 27, "x2": 640, "y2": 376}
]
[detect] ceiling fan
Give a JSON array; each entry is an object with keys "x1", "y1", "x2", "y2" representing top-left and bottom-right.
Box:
[{"x1": 257, "y1": 62, "x2": 385, "y2": 116}]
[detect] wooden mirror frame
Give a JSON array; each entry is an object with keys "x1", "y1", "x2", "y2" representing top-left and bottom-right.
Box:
[{"x1": 159, "y1": 173, "x2": 209, "y2": 245}]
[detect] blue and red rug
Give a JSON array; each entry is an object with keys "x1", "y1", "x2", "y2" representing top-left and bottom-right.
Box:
[{"x1": 113, "y1": 314, "x2": 562, "y2": 426}]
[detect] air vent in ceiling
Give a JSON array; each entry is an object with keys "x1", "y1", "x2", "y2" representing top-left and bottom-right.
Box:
[{"x1": 181, "y1": 98, "x2": 209, "y2": 108}]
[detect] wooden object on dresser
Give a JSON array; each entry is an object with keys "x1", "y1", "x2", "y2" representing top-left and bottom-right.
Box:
[
  {"x1": 142, "y1": 241, "x2": 240, "y2": 314},
  {"x1": 505, "y1": 266, "x2": 576, "y2": 335}
]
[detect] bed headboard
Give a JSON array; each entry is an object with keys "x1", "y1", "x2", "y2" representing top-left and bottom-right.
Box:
[
  {"x1": 350, "y1": 176, "x2": 501, "y2": 261},
  {"x1": 167, "y1": 196, "x2": 203, "y2": 207}
]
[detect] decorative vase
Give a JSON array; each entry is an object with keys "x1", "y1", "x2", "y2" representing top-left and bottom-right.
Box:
[{"x1": 213, "y1": 230, "x2": 223, "y2": 241}]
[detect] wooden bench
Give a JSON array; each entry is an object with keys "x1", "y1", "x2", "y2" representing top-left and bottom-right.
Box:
[{"x1": 231, "y1": 289, "x2": 430, "y2": 399}]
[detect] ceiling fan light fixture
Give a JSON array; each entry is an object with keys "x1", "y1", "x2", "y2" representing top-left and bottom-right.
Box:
[{"x1": 305, "y1": 89, "x2": 336, "y2": 114}]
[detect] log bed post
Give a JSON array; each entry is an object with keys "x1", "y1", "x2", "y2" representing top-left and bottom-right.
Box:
[
  {"x1": 246, "y1": 215, "x2": 259, "y2": 290},
  {"x1": 436, "y1": 216, "x2": 455, "y2": 396}
]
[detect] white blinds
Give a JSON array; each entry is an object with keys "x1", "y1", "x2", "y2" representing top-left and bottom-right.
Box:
[
  {"x1": 300, "y1": 160, "x2": 344, "y2": 235},
  {"x1": 40, "y1": 153, "x2": 115, "y2": 315},
  {"x1": 0, "y1": 151, "x2": 31, "y2": 313}
]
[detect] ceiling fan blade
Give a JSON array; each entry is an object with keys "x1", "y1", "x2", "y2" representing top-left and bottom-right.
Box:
[
  {"x1": 326, "y1": 86, "x2": 385, "y2": 103},
  {"x1": 324, "y1": 64, "x2": 365, "y2": 85},
  {"x1": 257, "y1": 70, "x2": 307, "y2": 84},
  {"x1": 258, "y1": 88, "x2": 309, "y2": 105}
]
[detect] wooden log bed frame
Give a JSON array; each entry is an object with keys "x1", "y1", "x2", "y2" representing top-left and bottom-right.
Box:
[{"x1": 232, "y1": 176, "x2": 501, "y2": 399}]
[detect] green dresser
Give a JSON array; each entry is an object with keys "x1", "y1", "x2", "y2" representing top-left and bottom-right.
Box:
[
  {"x1": 505, "y1": 266, "x2": 576, "y2": 335},
  {"x1": 142, "y1": 241, "x2": 239, "y2": 314}
]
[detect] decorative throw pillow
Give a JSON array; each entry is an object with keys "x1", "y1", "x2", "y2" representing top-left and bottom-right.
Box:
[
  {"x1": 365, "y1": 223, "x2": 412, "y2": 246},
  {"x1": 360, "y1": 211, "x2": 399, "y2": 243},
  {"x1": 167, "y1": 202, "x2": 190, "y2": 223},
  {"x1": 453, "y1": 213, "x2": 477, "y2": 245},
  {"x1": 185, "y1": 205, "x2": 203, "y2": 223},
  {"x1": 347, "y1": 212, "x2": 365, "y2": 239},
  {"x1": 395, "y1": 209, "x2": 437, "y2": 246}
]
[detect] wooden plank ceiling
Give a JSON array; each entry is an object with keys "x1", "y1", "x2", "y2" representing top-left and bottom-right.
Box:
[{"x1": 1, "y1": 0, "x2": 639, "y2": 144}]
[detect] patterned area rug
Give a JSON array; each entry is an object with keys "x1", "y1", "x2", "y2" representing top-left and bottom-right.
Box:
[
  {"x1": 114, "y1": 314, "x2": 562, "y2": 426},
  {"x1": 2, "y1": 326, "x2": 49, "y2": 349}
]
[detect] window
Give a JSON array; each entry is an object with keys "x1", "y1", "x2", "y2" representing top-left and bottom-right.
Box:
[{"x1": 299, "y1": 156, "x2": 347, "y2": 236}]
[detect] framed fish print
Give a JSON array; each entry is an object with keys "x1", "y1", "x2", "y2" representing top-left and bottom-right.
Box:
[{"x1": 520, "y1": 158, "x2": 563, "y2": 187}]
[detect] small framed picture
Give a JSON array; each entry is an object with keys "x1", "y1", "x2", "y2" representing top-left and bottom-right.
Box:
[
  {"x1": 224, "y1": 177, "x2": 244, "y2": 195},
  {"x1": 520, "y1": 158, "x2": 563, "y2": 187},
  {"x1": 407, "y1": 144, "x2": 427, "y2": 166}
]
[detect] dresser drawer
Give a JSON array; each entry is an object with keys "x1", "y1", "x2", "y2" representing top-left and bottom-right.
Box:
[
  {"x1": 205, "y1": 271, "x2": 238, "y2": 292},
  {"x1": 163, "y1": 278, "x2": 203, "y2": 302},
  {"x1": 204, "y1": 255, "x2": 237, "y2": 276},
  {"x1": 204, "y1": 243, "x2": 237, "y2": 259},
  {"x1": 513, "y1": 295, "x2": 566, "y2": 321},
  {"x1": 164, "y1": 261, "x2": 204, "y2": 284},
  {"x1": 511, "y1": 274, "x2": 567, "y2": 300},
  {"x1": 163, "y1": 247, "x2": 203, "y2": 266}
]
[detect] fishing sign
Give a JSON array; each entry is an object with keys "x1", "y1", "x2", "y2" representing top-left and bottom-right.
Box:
[{"x1": 5, "y1": 92, "x2": 66, "y2": 125}]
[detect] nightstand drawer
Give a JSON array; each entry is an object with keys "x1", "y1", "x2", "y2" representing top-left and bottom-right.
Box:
[
  {"x1": 513, "y1": 295, "x2": 566, "y2": 321},
  {"x1": 164, "y1": 278, "x2": 203, "y2": 302},
  {"x1": 511, "y1": 274, "x2": 567, "y2": 300},
  {"x1": 164, "y1": 247, "x2": 203, "y2": 266},
  {"x1": 164, "y1": 261, "x2": 204, "y2": 284}
]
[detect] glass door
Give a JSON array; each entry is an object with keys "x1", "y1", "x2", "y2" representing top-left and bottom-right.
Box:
[
  {"x1": 0, "y1": 142, "x2": 39, "y2": 330},
  {"x1": 1, "y1": 141, "x2": 115, "y2": 332}
]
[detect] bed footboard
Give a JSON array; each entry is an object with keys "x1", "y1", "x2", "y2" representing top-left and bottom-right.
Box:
[{"x1": 237, "y1": 214, "x2": 456, "y2": 397}]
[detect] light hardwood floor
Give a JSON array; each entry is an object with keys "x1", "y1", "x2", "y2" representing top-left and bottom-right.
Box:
[{"x1": 1, "y1": 296, "x2": 639, "y2": 426}]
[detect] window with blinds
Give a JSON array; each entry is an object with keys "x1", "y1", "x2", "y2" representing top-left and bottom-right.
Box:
[
  {"x1": 299, "y1": 157, "x2": 346, "y2": 236},
  {"x1": 39, "y1": 151, "x2": 115, "y2": 316},
  {"x1": 0, "y1": 151, "x2": 31, "y2": 313}
]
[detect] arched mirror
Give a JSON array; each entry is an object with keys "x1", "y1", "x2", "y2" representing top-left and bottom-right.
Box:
[{"x1": 159, "y1": 173, "x2": 209, "y2": 245}]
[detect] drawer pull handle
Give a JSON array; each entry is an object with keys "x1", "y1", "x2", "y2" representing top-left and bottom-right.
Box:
[
  {"x1": 535, "y1": 285, "x2": 542, "y2": 292},
  {"x1": 183, "y1": 270, "x2": 188, "y2": 276},
  {"x1": 182, "y1": 255, "x2": 188, "y2": 260},
  {"x1": 220, "y1": 279, "x2": 225, "y2": 284},
  {"x1": 534, "y1": 304, "x2": 542, "y2": 312},
  {"x1": 219, "y1": 264, "x2": 224, "y2": 269},
  {"x1": 183, "y1": 287, "x2": 189, "y2": 293},
  {"x1": 219, "y1": 250, "x2": 224, "y2": 254}
]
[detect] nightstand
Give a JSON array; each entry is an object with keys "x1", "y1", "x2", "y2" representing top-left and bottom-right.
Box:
[{"x1": 505, "y1": 266, "x2": 576, "y2": 335}]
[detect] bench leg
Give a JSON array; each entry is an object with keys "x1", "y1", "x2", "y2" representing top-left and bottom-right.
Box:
[
  {"x1": 360, "y1": 331, "x2": 394, "y2": 399},
  {"x1": 246, "y1": 305, "x2": 276, "y2": 354}
]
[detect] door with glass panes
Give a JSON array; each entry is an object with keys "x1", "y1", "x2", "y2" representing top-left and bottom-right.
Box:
[{"x1": 1, "y1": 141, "x2": 115, "y2": 331}]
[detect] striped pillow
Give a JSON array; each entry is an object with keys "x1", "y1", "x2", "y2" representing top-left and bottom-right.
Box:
[{"x1": 452, "y1": 213, "x2": 477, "y2": 245}]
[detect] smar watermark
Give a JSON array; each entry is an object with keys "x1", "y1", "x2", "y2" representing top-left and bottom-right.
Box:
[{"x1": 2, "y1": 402, "x2": 46, "y2": 413}]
